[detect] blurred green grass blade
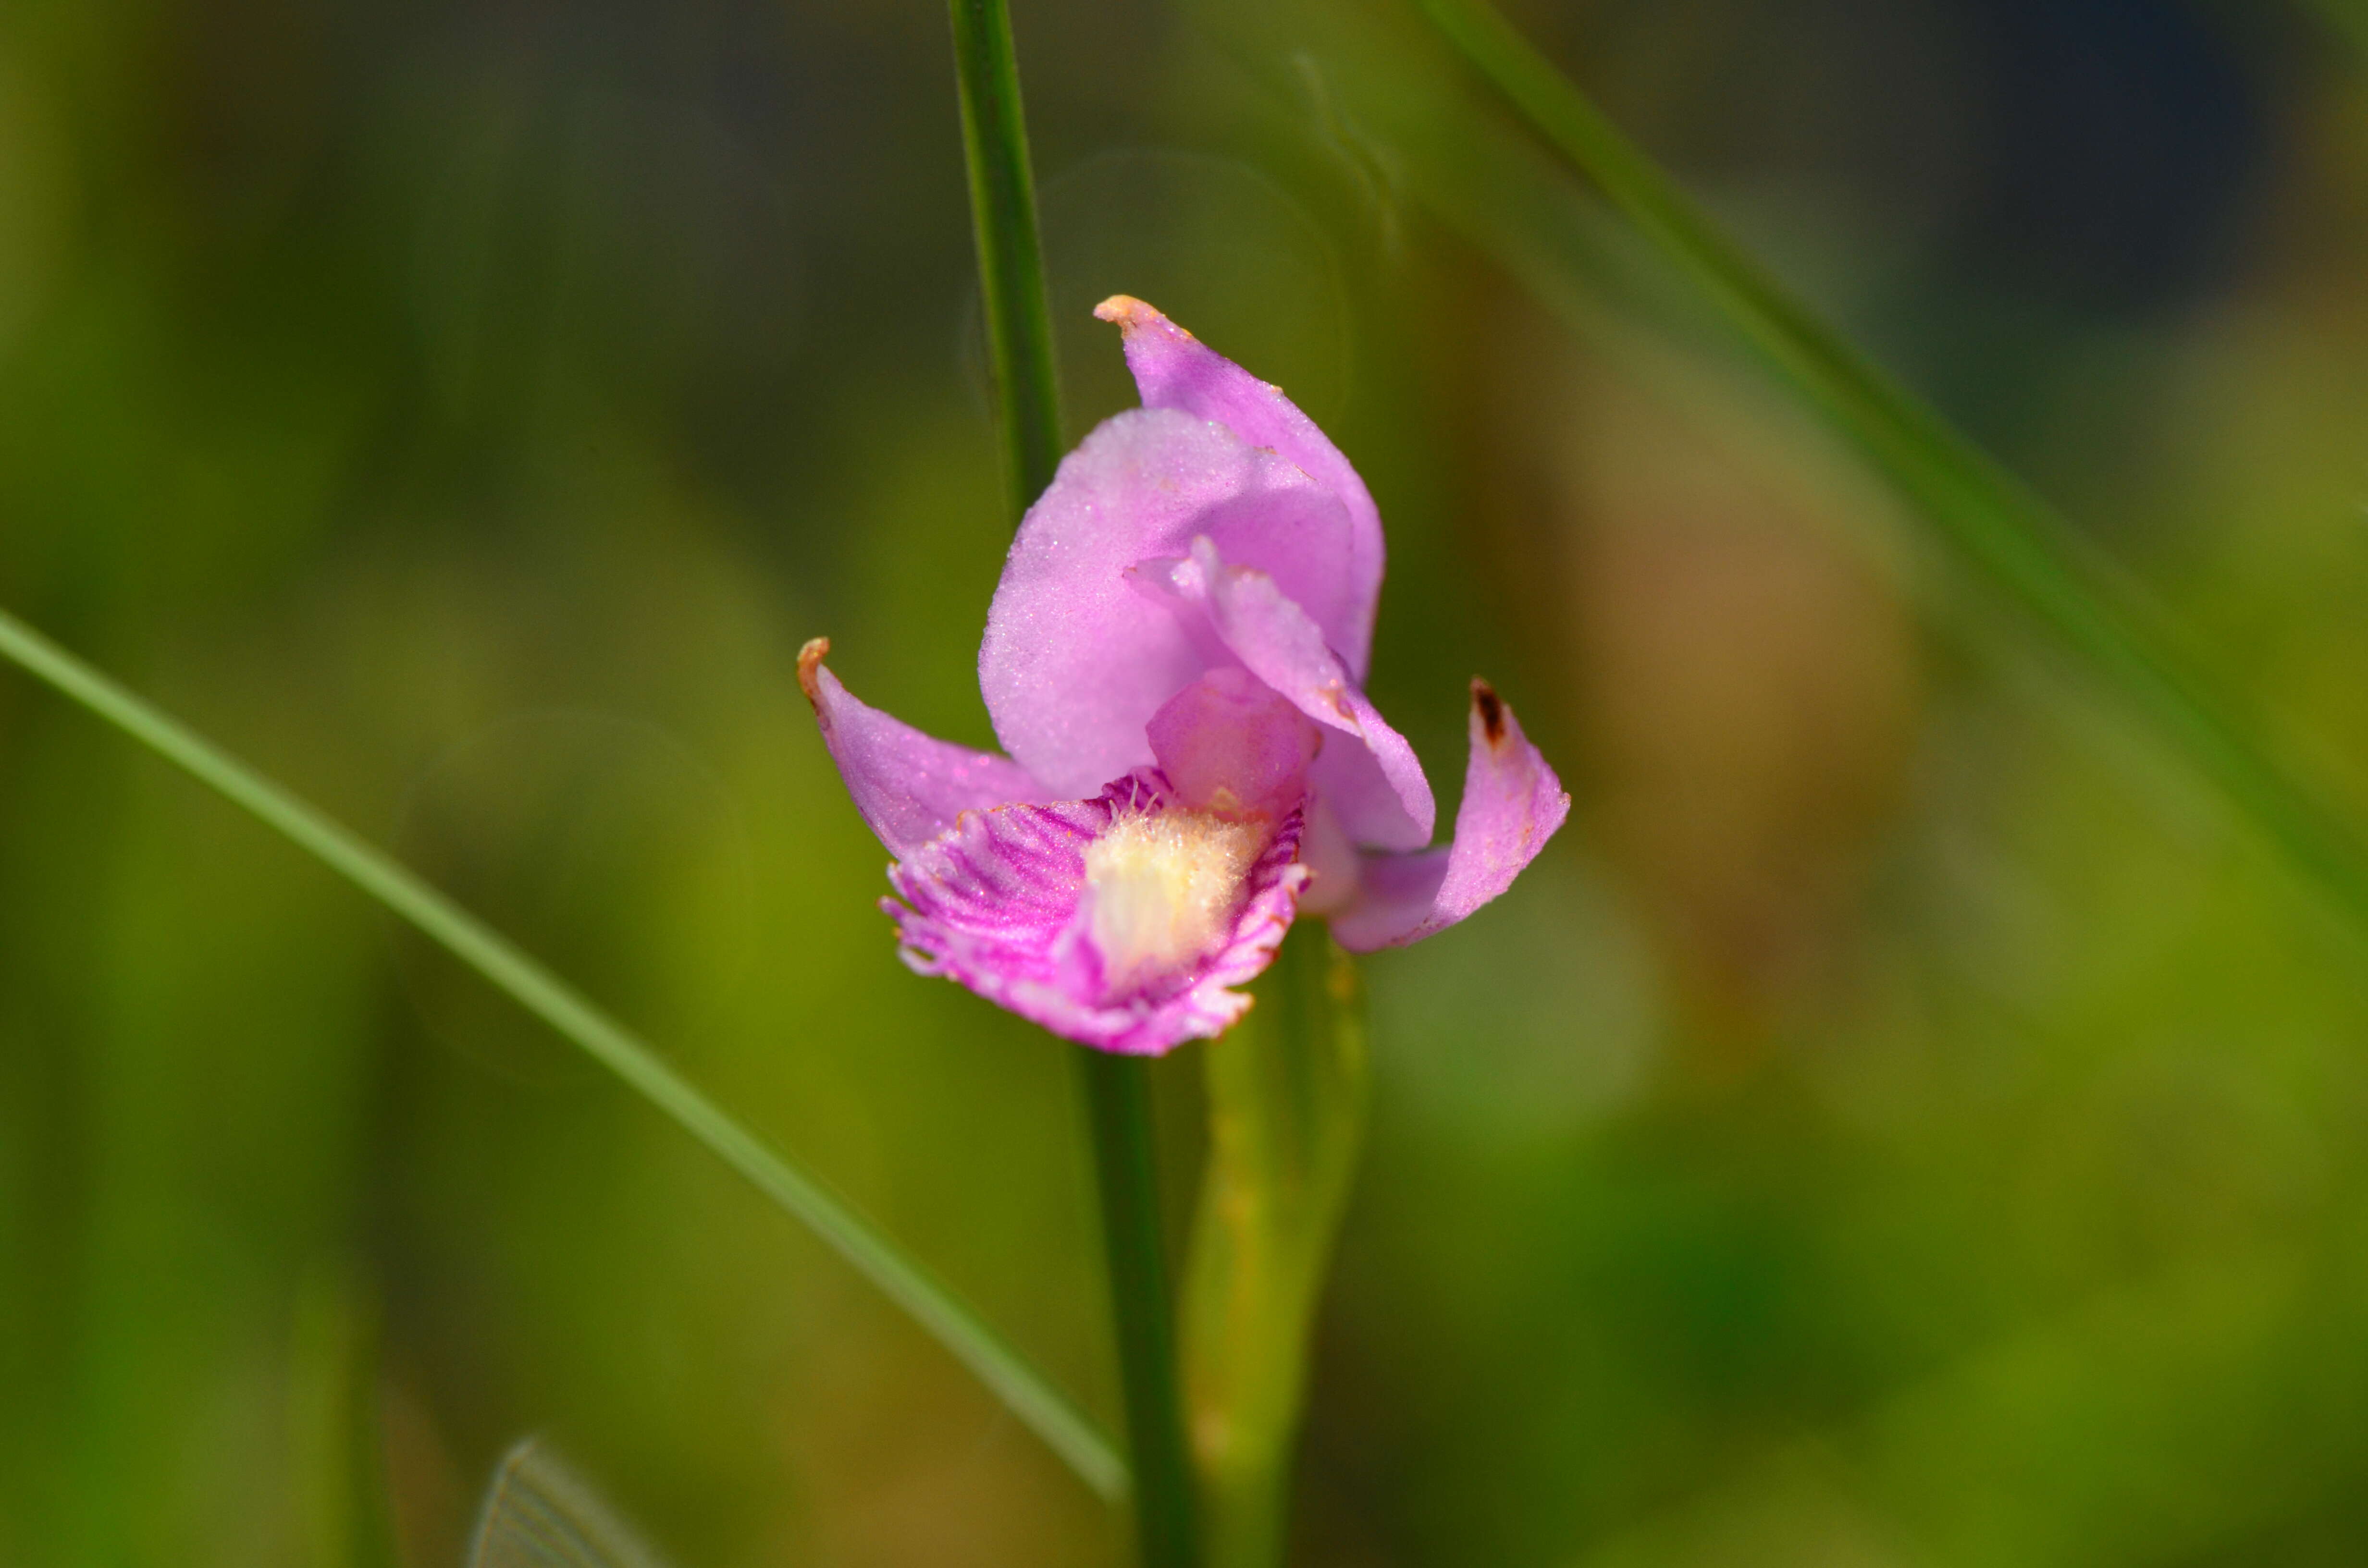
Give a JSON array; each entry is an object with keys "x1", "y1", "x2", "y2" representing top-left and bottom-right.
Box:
[
  {"x1": 0, "y1": 608, "x2": 1127, "y2": 1504},
  {"x1": 948, "y1": 0, "x2": 1063, "y2": 513},
  {"x1": 1417, "y1": 0, "x2": 2368, "y2": 925},
  {"x1": 469, "y1": 1440, "x2": 666, "y2": 1568},
  {"x1": 946, "y1": 2, "x2": 1201, "y2": 1563}
]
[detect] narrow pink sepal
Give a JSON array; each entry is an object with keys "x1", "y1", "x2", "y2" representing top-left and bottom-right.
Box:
[
  {"x1": 798, "y1": 638, "x2": 1052, "y2": 860},
  {"x1": 1096, "y1": 295, "x2": 1385, "y2": 680},
  {"x1": 888, "y1": 771, "x2": 1310, "y2": 1055},
  {"x1": 1140, "y1": 537, "x2": 1435, "y2": 852},
  {"x1": 1328, "y1": 680, "x2": 1570, "y2": 952}
]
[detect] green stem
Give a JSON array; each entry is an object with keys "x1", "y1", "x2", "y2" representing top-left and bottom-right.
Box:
[
  {"x1": 948, "y1": 0, "x2": 1063, "y2": 521},
  {"x1": 1418, "y1": 0, "x2": 2368, "y2": 928},
  {"x1": 1184, "y1": 927, "x2": 1370, "y2": 1568},
  {"x1": 0, "y1": 608, "x2": 1125, "y2": 1503},
  {"x1": 1079, "y1": 1054, "x2": 1200, "y2": 1568},
  {"x1": 944, "y1": 0, "x2": 1199, "y2": 1560},
  {"x1": 288, "y1": 1258, "x2": 399, "y2": 1568}
]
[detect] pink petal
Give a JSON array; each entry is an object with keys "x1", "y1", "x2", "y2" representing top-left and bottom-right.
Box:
[
  {"x1": 798, "y1": 638, "x2": 1053, "y2": 860},
  {"x1": 1096, "y1": 296, "x2": 1385, "y2": 679},
  {"x1": 1139, "y1": 538, "x2": 1435, "y2": 852},
  {"x1": 1328, "y1": 680, "x2": 1571, "y2": 952},
  {"x1": 888, "y1": 771, "x2": 1309, "y2": 1055},
  {"x1": 978, "y1": 408, "x2": 1357, "y2": 798}
]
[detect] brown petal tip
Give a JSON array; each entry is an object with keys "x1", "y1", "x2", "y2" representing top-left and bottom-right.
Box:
[
  {"x1": 1472, "y1": 678, "x2": 1507, "y2": 747},
  {"x1": 1093, "y1": 295, "x2": 1186, "y2": 337},
  {"x1": 797, "y1": 637, "x2": 831, "y2": 707}
]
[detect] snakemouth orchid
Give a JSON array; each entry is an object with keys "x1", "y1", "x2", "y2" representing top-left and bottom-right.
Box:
[{"x1": 801, "y1": 297, "x2": 1567, "y2": 1054}]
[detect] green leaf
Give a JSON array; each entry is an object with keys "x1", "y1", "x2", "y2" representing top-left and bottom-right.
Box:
[
  {"x1": 1183, "y1": 925, "x2": 1371, "y2": 1568},
  {"x1": 1412, "y1": 0, "x2": 2368, "y2": 929},
  {"x1": 469, "y1": 1440, "x2": 666, "y2": 1568},
  {"x1": 0, "y1": 608, "x2": 1126, "y2": 1503}
]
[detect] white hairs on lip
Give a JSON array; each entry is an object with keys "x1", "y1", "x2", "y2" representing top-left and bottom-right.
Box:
[{"x1": 1083, "y1": 807, "x2": 1266, "y2": 994}]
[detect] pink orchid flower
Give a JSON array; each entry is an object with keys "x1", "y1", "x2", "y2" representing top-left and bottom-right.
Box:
[{"x1": 800, "y1": 297, "x2": 1568, "y2": 1054}]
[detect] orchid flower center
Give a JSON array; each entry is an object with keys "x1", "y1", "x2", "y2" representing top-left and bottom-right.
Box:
[
  {"x1": 1084, "y1": 807, "x2": 1268, "y2": 991},
  {"x1": 1075, "y1": 666, "x2": 1319, "y2": 995}
]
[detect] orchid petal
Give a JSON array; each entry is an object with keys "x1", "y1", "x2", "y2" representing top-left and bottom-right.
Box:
[
  {"x1": 798, "y1": 639, "x2": 1052, "y2": 860},
  {"x1": 1141, "y1": 538, "x2": 1435, "y2": 852},
  {"x1": 888, "y1": 771, "x2": 1309, "y2": 1055},
  {"x1": 979, "y1": 409, "x2": 1357, "y2": 797},
  {"x1": 1329, "y1": 681, "x2": 1570, "y2": 951},
  {"x1": 1096, "y1": 295, "x2": 1385, "y2": 678}
]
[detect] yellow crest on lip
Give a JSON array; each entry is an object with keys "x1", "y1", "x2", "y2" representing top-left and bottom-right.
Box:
[{"x1": 1083, "y1": 808, "x2": 1267, "y2": 993}]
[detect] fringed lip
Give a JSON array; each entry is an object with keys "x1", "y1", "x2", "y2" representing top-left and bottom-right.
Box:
[{"x1": 886, "y1": 770, "x2": 1309, "y2": 1055}]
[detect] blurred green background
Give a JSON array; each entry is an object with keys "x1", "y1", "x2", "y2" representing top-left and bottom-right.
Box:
[{"x1": 5, "y1": 0, "x2": 2368, "y2": 1563}]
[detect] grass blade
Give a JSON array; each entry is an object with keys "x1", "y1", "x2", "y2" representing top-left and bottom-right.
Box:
[
  {"x1": 1417, "y1": 0, "x2": 2368, "y2": 926},
  {"x1": 946, "y1": 1, "x2": 1202, "y2": 1562},
  {"x1": 0, "y1": 607, "x2": 1126, "y2": 1502}
]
